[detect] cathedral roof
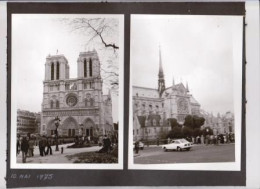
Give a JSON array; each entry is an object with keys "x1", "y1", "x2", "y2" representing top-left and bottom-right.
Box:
[
  {"x1": 133, "y1": 86, "x2": 160, "y2": 98},
  {"x1": 147, "y1": 114, "x2": 161, "y2": 121},
  {"x1": 137, "y1": 116, "x2": 146, "y2": 128},
  {"x1": 190, "y1": 95, "x2": 200, "y2": 105}
]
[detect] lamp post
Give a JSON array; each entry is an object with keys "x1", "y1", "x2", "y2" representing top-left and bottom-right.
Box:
[{"x1": 54, "y1": 116, "x2": 60, "y2": 151}]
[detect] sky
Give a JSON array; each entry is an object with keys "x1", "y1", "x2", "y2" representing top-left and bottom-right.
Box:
[
  {"x1": 131, "y1": 15, "x2": 243, "y2": 116},
  {"x1": 12, "y1": 14, "x2": 120, "y2": 122}
]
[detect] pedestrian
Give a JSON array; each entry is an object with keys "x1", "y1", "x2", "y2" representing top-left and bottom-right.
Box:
[
  {"x1": 28, "y1": 138, "x2": 35, "y2": 157},
  {"x1": 156, "y1": 138, "x2": 159, "y2": 146},
  {"x1": 98, "y1": 135, "x2": 111, "y2": 153},
  {"x1": 167, "y1": 137, "x2": 171, "y2": 144},
  {"x1": 39, "y1": 136, "x2": 46, "y2": 156},
  {"x1": 201, "y1": 135, "x2": 204, "y2": 145},
  {"x1": 45, "y1": 137, "x2": 52, "y2": 155},
  {"x1": 223, "y1": 135, "x2": 227, "y2": 143},
  {"x1": 21, "y1": 137, "x2": 29, "y2": 163},
  {"x1": 16, "y1": 135, "x2": 20, "y2": 155},
  {"x1": 134, "y1": 140, "x2": 140, "y2": 154}
]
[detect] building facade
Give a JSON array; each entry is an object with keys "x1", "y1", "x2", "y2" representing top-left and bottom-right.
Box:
[
  {"x1": 41, "y1": 50, "x2": 113, "y2": 137},
  {"x1": 17, "y1": 109, "x2": 40, "y2": 136},
  {"x1": 201, "y1": 111, "x2": 234, "y2": 135},
  {"x1": 133, "y1": 48, "x2": 201, "y2": 140}
]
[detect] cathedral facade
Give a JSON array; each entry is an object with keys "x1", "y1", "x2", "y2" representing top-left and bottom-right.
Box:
[
  {"x1": 40, "y1": 50, "x2": 113, "y2": 138},
  {"x1": 133, "y1": 48, "x2": 201, "y2": 141}
]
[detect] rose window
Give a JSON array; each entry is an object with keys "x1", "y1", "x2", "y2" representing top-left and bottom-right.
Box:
[{"x1": 66, "y1": 95, "x2": 78, "y2": 107}]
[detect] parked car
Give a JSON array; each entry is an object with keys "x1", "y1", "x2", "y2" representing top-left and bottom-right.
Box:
[
  {"x1": 161, "y1": 138, "x2": 192, "y2": 152},
  {"x1": 133, "y1": 141, "x2": 145, "y2": 150}
]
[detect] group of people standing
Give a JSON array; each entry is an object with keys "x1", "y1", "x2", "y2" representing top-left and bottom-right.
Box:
[
  {"x1": 17, "y1": 135, "x2": 35, "y2": 163},
  {"x1": 17, "y1": 135, "x2": 54, "y2": 163},
  {"x1": 98, "y1": 135, "x2": 112, "y2": 153},
  {"x1": 38, "y1": 136, "x2": 53, "y2": 156}
]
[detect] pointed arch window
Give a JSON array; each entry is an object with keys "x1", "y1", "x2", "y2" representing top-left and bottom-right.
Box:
[
  {"x1": 51, "y1": 62, "x2": 54, "y2": 80},
  {"x1": 56, "y1": 100, "x2": 59, "y2": 108},
  {"x1": 84, "y1": 59, "x2": 87, "y2": 77},
  {"x1": 56, "y1": 61, "x2": 60, "y2": 80},
  {"x1": 50, "y1": 100, "x2": 54, "y2": 109},
  {"x1": 90, "y1": 98, "x2": 94, "y2": 106},
  {"x1": 89, "y1": 58, "x2": 92, "y2": 77}
]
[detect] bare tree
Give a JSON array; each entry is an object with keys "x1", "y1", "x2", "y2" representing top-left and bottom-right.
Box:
[{"x1": 61, "y1": 17, "x2": 119, "y2": 93}]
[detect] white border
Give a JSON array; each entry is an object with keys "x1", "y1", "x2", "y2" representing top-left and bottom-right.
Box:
[
  {"x1": 128, "y1": 14, "x2": 243, "y2": 171},
  {"x1": 10, "y1": 14, "x2": 124, "y2": 170}
]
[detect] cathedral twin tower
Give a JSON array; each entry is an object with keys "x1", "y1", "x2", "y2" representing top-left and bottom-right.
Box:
[{"x1": 40, "y1": 50, "x2": 113, "y2": 138}]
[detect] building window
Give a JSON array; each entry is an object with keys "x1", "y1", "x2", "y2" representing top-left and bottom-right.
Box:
[
  {"x1": 90, "y1": 98, "x2": 94, "y2": 106},
  {"x1": 137, "y1": 129, "x2": 139, "y2": 135},
  {"x1": 51, "y1": 62, "x2": 54, "y2": 80},
  {"x1": 56, "y1": 62, "x2": 60, "y2": 80},
  {"x1": 89, "y1": 58, "x2": 92, "y2": 77},
  {"x1": 50, "y1": 100, "x2": 54, "y2": 109},
  {"x1": 56, "y1": 100, "x2": 59, "y2": 108},
  {"x1": 133, "y1": 130, "x2": 135, "y2": 135},
  {"x1": 84, "y1": 59, "x2": 87, "y2": 77}
]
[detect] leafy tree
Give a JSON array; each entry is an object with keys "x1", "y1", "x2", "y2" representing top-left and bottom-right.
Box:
[
  {"x1": 158, "y1": 130, "x2": 168, "y2": 139},
  {"x1": 202, "y1": 127, "x2": 213, "y2": 136},
  {"x1": 184, "y1": 115, "x2": 194, "y2": 128},
  {"x1": 168, "y1": 118, "x2": 179, "y2": 129},
  {"x1": 167, "y1": 126, "x2": 183, "y2": 139},
  {"x1": 182, "y1": 126, "x2": 192, "y2": 138},
  {"x1": 193, "y1": 116, "x2": 205, "y2": 129},
  {"x1": 193, "y1": 128, "x2": 202, "y2": 137}
]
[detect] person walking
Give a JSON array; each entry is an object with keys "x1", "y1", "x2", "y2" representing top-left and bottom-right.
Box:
[
  {"x1": 134, "y1": 140, "x2": 140, "y2": 154},
  {"x1": 21, "y1": 137, "x2": 29, "y2": 163},
  {"x1": 39, "y1": 136, "x2": 47, "y2": 156},
  {"x1": 28, "y1": 138, "x2": 35, "y2": 157},
  {"x1": 45, "y1": 137, "x2": 52, "y2": 155},
  {"x1": 16, "y1": 135, "x2": 21, "y2": 155}
]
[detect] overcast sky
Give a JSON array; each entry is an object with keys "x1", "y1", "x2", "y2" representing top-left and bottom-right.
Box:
[
  {"x1": 12, "y1": 14, "x2": 120, "y2": 122},
  {"x1": 131, "y1": 15, "x2": 243, "y2": 116}
]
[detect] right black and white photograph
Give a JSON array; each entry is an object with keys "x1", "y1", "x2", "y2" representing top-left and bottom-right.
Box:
[{"x1": 129, "y1": 15, "x2": 243, "y2": 170}]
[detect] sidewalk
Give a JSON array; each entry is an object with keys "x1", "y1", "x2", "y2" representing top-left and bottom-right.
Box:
[{"x1": 17, "y1": 143, "x2": 102, "y2": 164}]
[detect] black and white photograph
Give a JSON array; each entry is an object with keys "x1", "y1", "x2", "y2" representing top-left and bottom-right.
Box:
[
  {"x1": 11, "y1": 14, "x2": 124, "y2": 169},
  {"x1": 129, "y1": 15, "x2": 243, "y2": 170}
]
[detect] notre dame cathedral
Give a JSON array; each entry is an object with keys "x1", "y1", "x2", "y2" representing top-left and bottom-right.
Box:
[
  {"x1": 40, "y1": 50, "x2": 114, "y2": 137},
  {"x1": 132, "y1": 47, "x2": 201, "y2": 140}
]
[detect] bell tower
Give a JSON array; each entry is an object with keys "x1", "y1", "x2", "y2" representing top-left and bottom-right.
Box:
[
  {"x1": 44, "y1": 54, "x2": 69, "y2": 81},
  {"x1": 77, "y1": 49, "x2": 101, "y2": 79},
  {"x1": 158, "y1": 46, "x2": 165, "y2": 97}
]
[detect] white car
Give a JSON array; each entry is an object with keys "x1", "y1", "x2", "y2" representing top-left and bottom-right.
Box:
[{"x1": 161, "y1": 139, "x2": 192, "y2": 152}]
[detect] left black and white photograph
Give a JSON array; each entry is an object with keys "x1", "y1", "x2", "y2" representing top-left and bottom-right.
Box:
[{"x1": 11, "y1": 14, "x2": 124, "y2": 169}]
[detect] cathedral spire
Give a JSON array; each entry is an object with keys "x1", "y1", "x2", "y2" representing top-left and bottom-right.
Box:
[
  {"x1": 186, "y1": 82, "x2": 189, "y2": 92},
  {"x1": 158, "y1": 45, "x2": 165, "y2": 97},
  {"x1": 172, "y1": 76, "x2": 176, "y2": 90},
  {"x1": 158, "y1": 45, "x2": 164, "y2": 78}
]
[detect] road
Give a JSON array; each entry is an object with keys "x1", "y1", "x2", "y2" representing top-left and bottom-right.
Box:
[{"x1": 134, "y1": 143, "x2": 235, "y2": 164}]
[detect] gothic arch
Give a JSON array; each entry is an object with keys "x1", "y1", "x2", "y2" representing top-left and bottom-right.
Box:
[
  {"x1": 84, "y1": 58, "x2": 87, "y2": 77},
  {"x1": 61, "y1": 117, "x2": 79, "y2": 129},
  {"x1": 82, "y1": 118, "x2": 95, "y2": 128},
  {"x1": 51, "y1": 62, "x2": 54, "y2": 80},
  {"x1": 56, "y1": 61, "x2": 60, "y2": 80},
  {"x1": 89, "y1": 58, "x2": 92, "y2": 77}
]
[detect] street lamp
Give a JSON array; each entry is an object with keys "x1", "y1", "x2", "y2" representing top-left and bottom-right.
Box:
[{"x1": 54, "y1": 116, "x2": 61, "y2": 151}]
